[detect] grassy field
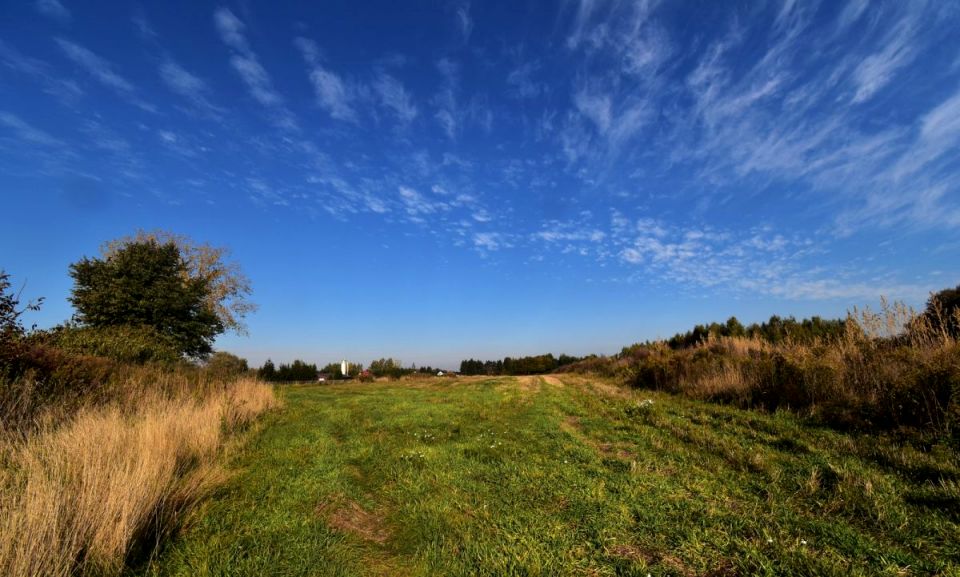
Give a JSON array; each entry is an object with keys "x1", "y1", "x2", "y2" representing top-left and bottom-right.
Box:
[{"x1": 136, "y1": 375, "x2": 959, "y2": 577}]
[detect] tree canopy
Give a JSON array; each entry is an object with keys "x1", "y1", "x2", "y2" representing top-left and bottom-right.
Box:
[
  {"x1": 101, "y1": 230, "x2": 256, "y2": 334},
  {"x1": 459, "y1": 353, "x2": 581, "y2": 376},
  {"x1": 68, "y1": 240, "x2": 224, "y2": 358},
  {"x1": 206, "y1": 351, "x2": 250, "y2": 376}
]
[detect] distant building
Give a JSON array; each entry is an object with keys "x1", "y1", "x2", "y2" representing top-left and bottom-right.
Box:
[
  {"x1": 341, "y1": 360, "x2": 348, "y2": 376},
  {"x1": 437, "y1": 371, "x2": 445, "y2": 377}
]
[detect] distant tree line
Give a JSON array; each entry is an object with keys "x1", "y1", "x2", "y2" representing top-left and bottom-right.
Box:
[
  {"x1": 257, "y1": 358, "x2": 318, "y2": 382},
  {"x1": 317, "y1": 362, "x2": 358, "y2": 379},
  {"x1": 459, "y1": 353, "x2": 582, "y2": 376},
  {"x1": 366, "y1": 358, "x2": 443, "y2": 378},
  {"x1": 660, "y1": 315, "x2": 847, "y2": 350},
  {"x1": 253, "y1": 357, "x2": 455, "y2": 382}
]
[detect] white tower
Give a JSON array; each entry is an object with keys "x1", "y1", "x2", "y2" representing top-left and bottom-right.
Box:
[{"x1": 341, "y1": 360, "x2": 348, "y2": 376}]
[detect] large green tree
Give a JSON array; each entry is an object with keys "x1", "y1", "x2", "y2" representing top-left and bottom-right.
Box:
[
  {"x1": 102, "y1": 230, "x2": 256, "y2": 334},
  {"x1": 68, "y1": 240, "x2": 223, "y2": 358}
]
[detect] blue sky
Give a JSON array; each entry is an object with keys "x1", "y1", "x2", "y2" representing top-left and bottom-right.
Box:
[{"x1": 2, "y1": 0, "x2": 959, "y2": 369}]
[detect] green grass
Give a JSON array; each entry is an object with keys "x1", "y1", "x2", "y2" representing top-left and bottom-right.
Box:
[{"x1": 134, "y1": 375, "x2": 960, "y2": 576}]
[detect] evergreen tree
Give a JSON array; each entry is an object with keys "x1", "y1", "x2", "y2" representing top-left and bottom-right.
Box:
[{"x1": 258, "y1": 358, "x2": 276, "y2": 381}]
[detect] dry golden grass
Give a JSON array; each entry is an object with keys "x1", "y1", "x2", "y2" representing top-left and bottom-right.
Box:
[
  {"x1": 0, "y1": 377, "x2": 277, "y2": 577},
  {"x1": 651, "y1": 301, "x2": 960, "y2": 431},
  {"x1": 682, "y1": 361, "x2": 752, "y2": 400}
]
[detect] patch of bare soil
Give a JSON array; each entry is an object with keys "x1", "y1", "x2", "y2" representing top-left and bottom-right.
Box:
[
  {"x1": 561, "y1": 414, "x2": 582, "y2": 432},
  {"x1": 540, "y1": 375, "x2": 564, "y2": 387},
  {"x1": 316, "y1": 496, "x2": 391, "y2": 544},
  {"x1": 607, "y1": 545, "x2": 698, "y2": 576},
  {"x1": 607, "y1": 543, "x2": 657, "y2": 563}
]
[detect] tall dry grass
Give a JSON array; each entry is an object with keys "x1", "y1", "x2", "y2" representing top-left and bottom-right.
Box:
[
  {"x1": 574, "y1": 300, "x2": 960, "y2": 435},
  {"x1": 0, "y1": 377, "x2": 277, "y2": 577}
]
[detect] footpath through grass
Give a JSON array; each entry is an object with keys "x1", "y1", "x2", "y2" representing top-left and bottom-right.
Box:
[{"x1": 136, "y1": 375, "x2": 959, "y2": 576}]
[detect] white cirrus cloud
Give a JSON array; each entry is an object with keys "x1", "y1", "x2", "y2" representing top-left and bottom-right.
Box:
[
  {"x1": 159, "y1": 58, "x2": 223, "y2": 117},
  {"x1": 433, "y1": 58, "x2": 461, "y2": 140},
  {"x1": 374, "y1": 71, "x2": 417, "y2": 125},
  {"x1": 35, "y1": 0, "x2": 70, "y2": 23},
  {"x1": 456, "y1": 2, "x2": 473, "y2": 43},
  {"x1": 55, "y1": 38, "x2": 156, "y2": 112},
  {"x1": 850, "y1": 14, "x2": 920, "y2": 104},
  {"x1": 214, "y1": 7, "x2": 298, "y2": 130},
  {"x1": 506, "y1": 61, "x2": 546, "y2": 99},
  {"x1": 0, "y1": 111, "x2": 63, "y2": 147},
  {"x1": 294, "y1": 37, "x2": 357, "y2": 123},
  {"x1": 0, "y1": 40, "x2": 83, "y2": 103}
]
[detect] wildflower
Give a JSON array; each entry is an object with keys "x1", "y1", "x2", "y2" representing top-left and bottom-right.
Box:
[{"x1": 800, "y1": 539, "x2": 807, "y2": 546}]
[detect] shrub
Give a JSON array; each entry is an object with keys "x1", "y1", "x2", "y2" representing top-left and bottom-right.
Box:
[
  {"x1": 41, "y1": 324, "x2": 181, "y2": 364},
  {"x1": 205, "y1": 351, "x2": 250, "y2": 379},
  {"x1": 564, "y1": 298, "x2": 960, "y2": 437}
]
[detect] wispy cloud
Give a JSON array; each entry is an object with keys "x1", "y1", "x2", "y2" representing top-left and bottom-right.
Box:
[
  {"x1": 399, "y1": 185, "x2": 448, "y2": 218},
  {"x1": 0, "y1": 111, "x2": 63, "y2": 147},
  {"x1": 612, "y1": 1, "x2": 960, "y2": 236},
  {"x1": 0, "y1": 40, "x2": 83, "y2": 103},
  {"x1": 294, "y1": 37, "x2": 357, "y2": 123},
  {"x1": 836, "y1": 0, "x2": 870, "y2": 31},
  {"x1": 56, "y1": 38, "x2": 134, "y2": 93},
  {"x1": 566, "y1": 82, "x2": 652, "y2": 162},
  {"x1": 35, "y1": 0, "x2": 70, "y2": 23},
  {"x1": 456, "y1": 2, "x2": 474, "y2": 43},
  {"x1": 506, "y1": 60, "x2": 546, "y2": 99},
  {"x1": 374, "y1": 70, "x2": 418, "y2": 125},
  {"x1": 573, "y1": 87, "x2": 611, "y2": 133},
  {"x1": 158, "y1": 58, "x2": 223, "y2": 117},
  {"x1": 55, "y1": 38, "x2": 156, "y2": 112},
  {"x1": 214, "y1": 7, "x2": 298, "y2": 130},
  {"x1": 890, "y1": 85, "x2": 960, "y2": 182},
  {"x1": 132, "y1": 8, "x2": 158, "y2": 41},
  {"x1": 473, "y1": 232, "x2": 509, "y2": 252},
  {"x1": 566, "y1": 0, "x2": 605, "y2": 50},
  {"x1": 560, "y1": 1, "x2": 668, "y2": 161},
  {"x1": 433, "y1": 58, "x2": 460, "y2": 139},
  {"x1": 81, "y1": 119, "x2": 131, "y2": 154},
  {"x1": 610, "y1": 215, "x2": 930, "y2": 301},
  {"x1": 566, "y1": 0, "x2": 667, "y2": 75},
  {"x1": 533, "y1": 224, "x2": 605, "y2": 243},
  {"x1": 850, "y1": 12, "x2": 920, "y2": 104},
  {"x1": 430, "y1": 58, "x2": 492, "y2": 139}
]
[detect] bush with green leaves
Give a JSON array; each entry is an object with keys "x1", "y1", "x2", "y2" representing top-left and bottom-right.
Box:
[
  {"x1": 205, "y1": 351, "x2": 250, "y2": 377},
  {"x1": 41, "y1": 324, "x2": 181, "y2": 364},
  {"x1": 1, "y1": 271, "x2": 42, "y2": 352}
]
